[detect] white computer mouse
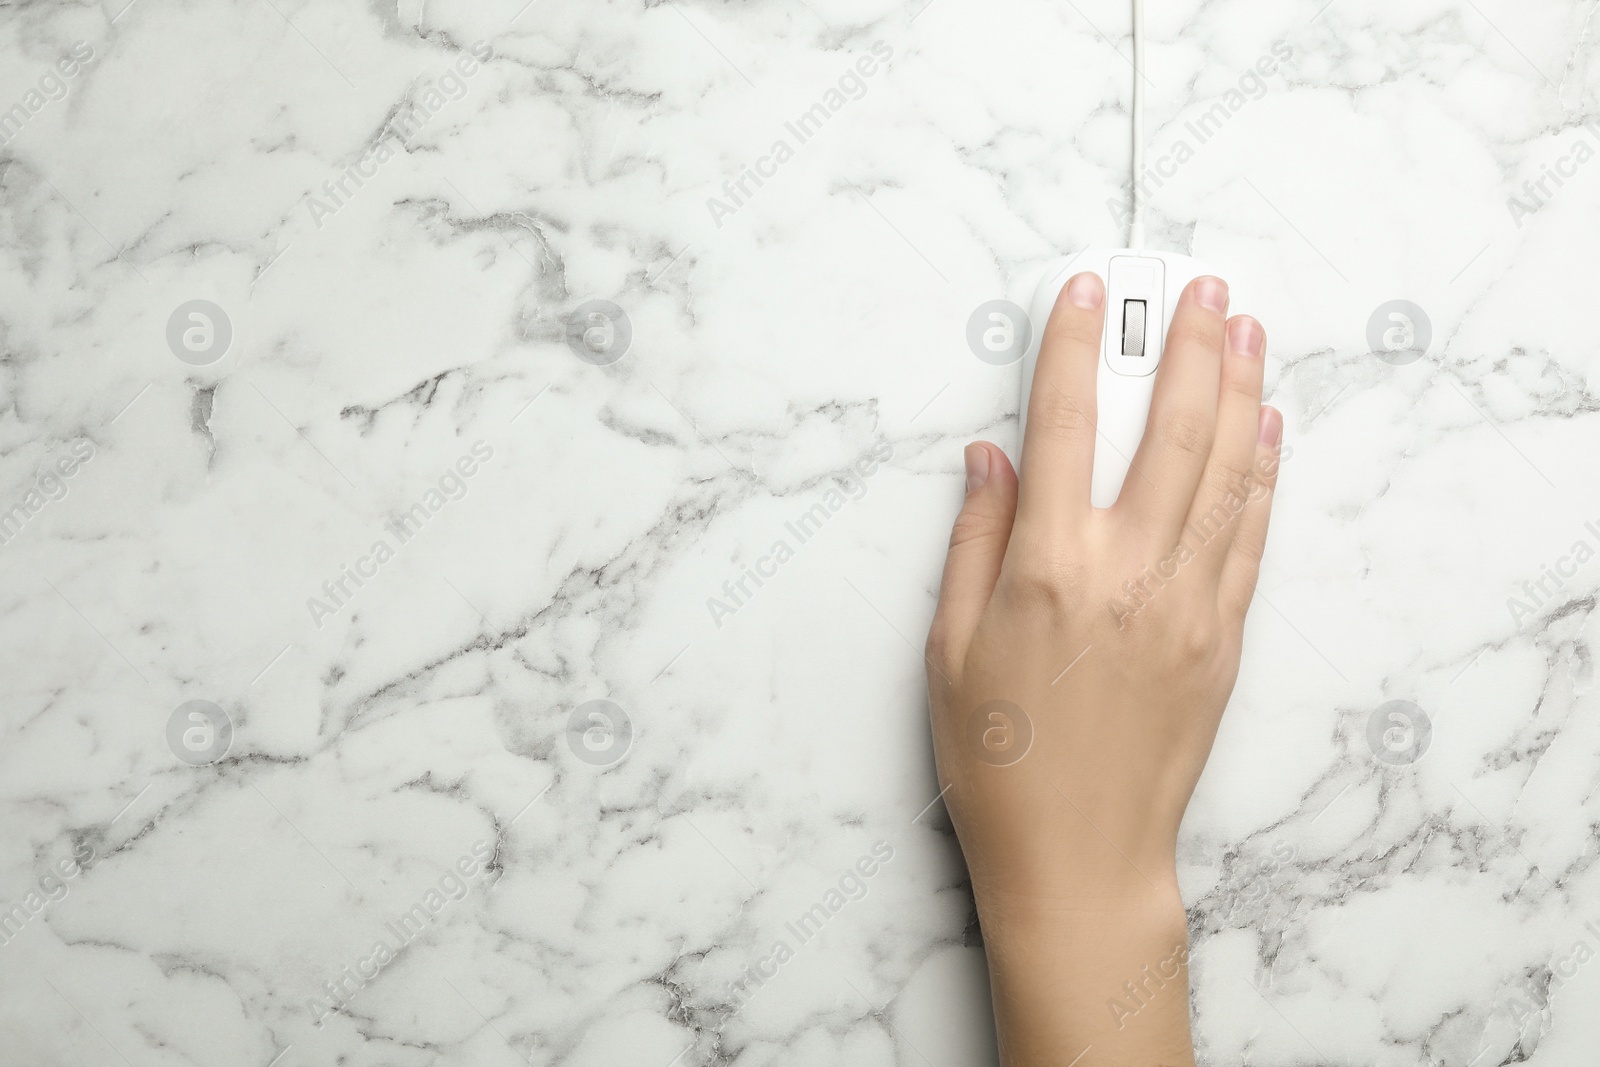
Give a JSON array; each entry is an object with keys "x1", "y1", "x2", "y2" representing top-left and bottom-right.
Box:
[{"x1": 1017, "y1": 248, "x2": 1214, "y2": 509}]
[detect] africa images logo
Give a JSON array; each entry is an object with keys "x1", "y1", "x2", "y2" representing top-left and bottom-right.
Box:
[
  {"x1": 706, "y1": 437, "x2": 893, "y2": 628},
  {"x1": 1506, "y1": 120, "x2": 1600, "y2": 228},
  {"x1": 726, "y1": 842, "x2": 895, "y2": 1010},
  {"x1": 305, "y1": 441, "x2": 494, "y2": 628},
  {"x1": 1505, "y1": 517, "x2": 1600, "y2": 628},
  {"x1": 705, "y1": 42, "x2": 893, "y2": 228},
  {"x1": 0, "y1": 40, "x2": 94, "y2": 147},
  {"x1": 304, "y1": 42, "x2": 493, "y2": 229}
]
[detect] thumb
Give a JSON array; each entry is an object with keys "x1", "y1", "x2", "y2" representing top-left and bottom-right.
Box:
[{"x1": 927, "y1": 442, "x2": 1019, "y2": 678}]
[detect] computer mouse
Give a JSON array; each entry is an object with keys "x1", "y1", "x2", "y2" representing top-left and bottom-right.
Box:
[{"x1": 1017, "y1": 248, "x2": 1215, "y2": 509}]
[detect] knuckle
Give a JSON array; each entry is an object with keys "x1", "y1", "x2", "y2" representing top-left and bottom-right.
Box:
[
  {"x1": 1170, "y1": 318, "x2": 1222, "y2": 357},
  {"x1": 947, "y1": 510, "x2": 998, "y2": 552},
  {"x1": 1030, "y1": 387, "x2": 1096, "y2": 444},
  {"x1": 1188, "y1": 497, "x2": 1237, "y2": 544},
  {"x1": 1168, "y1": 614, "x2": 1221, "y2": 665},
  {"x1": 1220, "y1": 587, "x2": 1255, "y2": 626},
  {"x1": 1005, "y1": 553, "x2": 1086, "y2": 614},
  {"x1": 1051, "y1": 316, "x2": 1101, "y2": 352},
  {"x1": 1222, "y1": 367, "x2": 1261, "y2": 406},
  {"x1": 1156, "y1": 409, "x2": 1214, "y2": 460},
  {"x1": 1110, "y1": 591, "x2": 1220, "y2": 663},
  {"x1": 1202, "y1": 461, "x2": 1252, "y2": 509},
  {"x1": 1231, "y1": 522, "x2": 1268, "y2": 566}
]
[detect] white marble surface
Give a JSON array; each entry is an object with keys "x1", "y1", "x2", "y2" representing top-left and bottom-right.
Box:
[{"x1": 2, "y1": 0, "x2": 1599, "y2": 1064}]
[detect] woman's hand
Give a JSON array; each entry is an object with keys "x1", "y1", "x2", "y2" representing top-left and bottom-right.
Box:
[{"x1": 926, "y1": 271, "x2": 1281, "y2": 1067}]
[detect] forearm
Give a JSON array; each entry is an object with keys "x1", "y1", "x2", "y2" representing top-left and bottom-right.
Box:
[{"x1": 978, "y1": 881, "x2": 1194, "y2": 1067}]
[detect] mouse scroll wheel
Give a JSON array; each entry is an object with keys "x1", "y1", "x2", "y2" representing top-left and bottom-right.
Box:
[{"x1": 1121, "y1": 299, "x2": 1147, "y2": 358}]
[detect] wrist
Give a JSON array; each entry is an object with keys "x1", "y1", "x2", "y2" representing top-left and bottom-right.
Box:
[
  {"x1": 975, "y1": 881, "x2": 1194, "y2": 1067},
  {"x1": 971, "y1": 852, "x2": 1183, "y2": 925},
  {"x1": 977, "y1": 876, "x2": 1187, "y2": 957}
]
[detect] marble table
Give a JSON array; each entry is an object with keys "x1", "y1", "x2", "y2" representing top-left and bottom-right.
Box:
[{"x1": 1, "y1": 0, "x2": 1597, "y2": 1064}]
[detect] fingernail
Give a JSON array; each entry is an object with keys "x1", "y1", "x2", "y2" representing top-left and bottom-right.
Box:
[
  {"x1": 1066, "y1": 272, "x2": 1104, "y2": 310},
  {"x1": 1229, "y1": 316, "x2": 1264, "y2": 359},
  {"x1": 1258, "y1": 406, "x2": 1283, "y2": 447},
  {"x1": 964, "y1": 443, "x2": 991, "y2": 492},
  {"x1": 1195, "y1": 276, "x2": 1229, "y2": 314}
]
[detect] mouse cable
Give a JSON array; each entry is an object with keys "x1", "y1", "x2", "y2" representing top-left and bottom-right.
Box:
[
  {"x1": 1129, "y1": 0, "x2": 1145, "y2": 247},
  {"x1": 1128, "y1": 0, "x2": 1145, "y2": 247}
]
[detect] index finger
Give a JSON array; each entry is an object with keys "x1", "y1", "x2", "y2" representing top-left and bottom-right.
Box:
[{"x1": 1018, "y1": 272, "x2": 1105, "y2": 530}]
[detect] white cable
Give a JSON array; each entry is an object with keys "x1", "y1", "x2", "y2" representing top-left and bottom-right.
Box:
[{"x1": 1128, "y1": 0, "x2": 1145, "y2": 248}]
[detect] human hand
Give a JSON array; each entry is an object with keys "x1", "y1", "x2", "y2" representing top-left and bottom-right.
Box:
[{"x1": 925, "y1": 272, "x2": 1282, "y2": 1066}]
